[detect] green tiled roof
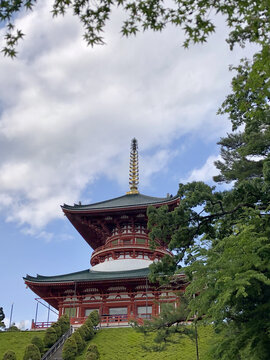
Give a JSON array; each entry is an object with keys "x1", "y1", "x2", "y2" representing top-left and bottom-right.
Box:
[
  {"x1": 62, "y1": 193, "x2": 177, "y2": 211},
  {"x1": 24, "y1": 267, "x2": 150, "y2": 284}
]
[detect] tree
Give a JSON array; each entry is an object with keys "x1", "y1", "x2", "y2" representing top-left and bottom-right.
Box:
[
  {"x1": 51, "y1": 322, "x2": 62, "y2": 339},
  {"x1": 86, "y1": 344, "x2": 100, "y2": 360},
  {"x1": 0, "y1": 307, "x2": 5, "y2": 330},
  {"x1": 147, "y1": 45, "x2": 270, "y2": 358},
  {"x1": 43, "y1": 327, "x2": 57, "y2": 348},
  {"x1": 62, "y1": 336, "x2": 78, "y2": 360},
  {"x1": 131, "y1": 296, "x2": 195, "y2": 352},
  {"x1": 2, "y1": 351, "x2": 16, "y2": 360},
  {"x1": 58, "y1": 314, "x2": 70, "y2": 335},
  {"x1": 0, "y1": 0, "x2": 269, "y2": 57},
  {"x1": 81, "y1": 323, "x2": 94, "y2": 341},
  {"x1": 23, "y1": 344, "x2": 41, "y2": 360},
  {"x1": 31, "y1": 336, "x2": 44, "y2": 355},
  {"x1": 88, "y1": 310, "x2": 100, "y2": 327},
  {"x1": 6, "y1": 325, "x2": 20, "y2": 332},
  {"x1": 71, "y1": 331, "x2": 85, "y2": 354}
]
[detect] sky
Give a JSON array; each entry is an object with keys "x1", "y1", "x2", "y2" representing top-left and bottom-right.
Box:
[{"x1": 0, "y1": 1, "x2": 256, "y2": 330}]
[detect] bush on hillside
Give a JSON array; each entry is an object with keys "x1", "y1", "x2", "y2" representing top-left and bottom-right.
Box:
[
  {"x1": 31, "y1": 336, "x2": 44, "y2": 355},
  {"x1": 43, "y1": 327, "x2": 57, "y2": 348},
  {"x1": 89, "y1": 311, "x2": 100, "y2": 327},
  {"x1": 62, "y1": 336, "x2": 77, "y2": 360},
  {"x1": 51, "y1": 322, "x2": 62, "y2": 338},
  {"x1": 77, "y1": 325, "x2": 87, "y2": 341},
  {"x1": 84, "y1": 317, "x2": 93, "y2": 328},
  {"x1": 2, "y1": 350, "x2": 16, "y2": 360},
  {"x1": 23, "y1": 344, "x2": 41, "y2": 360},
  {"x1": 81, "y1": 324, "x2": 94, "y2": 341},
  {"x1": 71, "y1": 331, "x2": 85, "y2": 353},
  {"x1": 6, "y1": 325, "x2": 20, "y2": 332},
  {"x1": 58, "y1": 314, "x2": 70, "y2": 335},
  {"x1": 86, "y1": 344, "x2": 100, "y2": 359},
  {"x1": 85, "y1": 353, "x2": 98, "y2": 360}
]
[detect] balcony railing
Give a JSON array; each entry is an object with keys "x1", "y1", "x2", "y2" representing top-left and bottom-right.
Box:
[
  {"x1": 31, "y1": 314, "x2": 152, "y2": 329},
  {"x1": 92, "y1": 241, "x2": 170, "y2": 257}
]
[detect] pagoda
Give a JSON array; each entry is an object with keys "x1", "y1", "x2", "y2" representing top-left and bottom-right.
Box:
[{"x1": 24, "y1": 139, "x2": 185, "y2": 328}]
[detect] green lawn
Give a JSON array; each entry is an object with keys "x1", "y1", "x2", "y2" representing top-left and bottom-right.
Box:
[
  {"x1": 76, "y1": 326, "x2": 214, "y2": 360},
  {"x1": 0, "y1": 331, "x2": 44, "y2": 359}
]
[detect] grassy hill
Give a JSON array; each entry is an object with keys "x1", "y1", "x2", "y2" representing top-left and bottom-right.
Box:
[
  {"x1": 77, "y1": 326, "x2": 214, "y2": 360},
  {"x1": 0, "y1": 331, "x2": 44, "y2": 359}
]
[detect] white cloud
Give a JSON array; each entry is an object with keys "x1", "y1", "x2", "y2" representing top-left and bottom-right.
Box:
[
  {"x1": 0, "y1": 2, "x2": 255, "y2": 231},
  {"x1": 182, "y1": 155, "x2": 221, "y2": 183}
]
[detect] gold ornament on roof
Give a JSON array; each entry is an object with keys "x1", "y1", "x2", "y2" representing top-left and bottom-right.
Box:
[{"x1": 127, "y1": 138, "x2": 139, "y2": 194}]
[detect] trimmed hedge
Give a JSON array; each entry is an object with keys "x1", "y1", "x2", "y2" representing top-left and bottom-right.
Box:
[
  {"x1": 58, "y1": 314, "x2": 70, "y2": 335},
  {"x1": 31, "y1": 336, "x2": 44, "y2": 355},
  {"x1": 62, "y1": 336, "x2": 77, "y2": 360},
  {"x1": 72, "y1": 331, "x2": 85, "y2": 354},
  {"x1": 2, "y1": 350, "x2": 16, "y2": 360},
  {"x1": 23, "y1": 344, "x2": 41, "y2": 360},
  {"x1": 86, "y1": 344, "x2": 100, "y2": 359},
  {"x1": 88, "y1": 311, "x2": 100, "y2": 327},
  {"x1": 43, "y1": 327, "x2": 57, "y2": 348}
]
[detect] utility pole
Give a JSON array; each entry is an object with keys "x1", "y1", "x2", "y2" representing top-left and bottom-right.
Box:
[{"x1": 9, "y1": 303, "x2": 14, "y2": 328}]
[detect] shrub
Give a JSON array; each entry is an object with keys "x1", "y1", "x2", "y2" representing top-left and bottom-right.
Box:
[
  {"x1": 81, "y1": 324, "x2": 94, "y2": 341},
  {"x1": 23, "y1": 344, "x2": 41, "y2": 360},
  {"x1": 89, "y1": 311, "x2": 100, "y2": 327},
  {"x1": 43, "y1": 327, "x2": 57, "y2": 348},
  {"x1": 62, "y1": 336, "x2": 77, "y2": 360},
  {"x1": 86, "y1": 344, "x2": 100, "y2": 359},
  {"x1": 77, "y1": 325, "x2": 87, "y2": 341},
  {"x1": 6, "y1": 325, "x2": 20, "y2": 332},
  {"x1": 58, "y1": 314, "x2": 70, "y2": 335},
  {"x1": 85, "y1": 317, "x2": 93, "y2": 329},
  {"x1": 72, "y1": 331, "x2": 85, "y2": 353},
  {"x1": 51, "y1": 322, "x2": 62, "y2": 339},
  {"x1": 2, "y1": 350, "x2": 16, "y2": 360},
  {"x1": 31, "y1": 336, "x2": 44, "y2": 355},
  {"x1": 85, "y1": 353, "x2": 98, "y2": 360}
]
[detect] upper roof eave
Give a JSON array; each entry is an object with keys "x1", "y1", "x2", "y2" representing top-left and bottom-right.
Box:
[
  {"x1": 61, "y1": 193, "x2": 179, "y2": 214},
  {"x1": 23, "y1": 267, "x2": 151, "y2": 284}
]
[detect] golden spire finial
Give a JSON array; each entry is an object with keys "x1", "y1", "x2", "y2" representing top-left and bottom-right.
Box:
[{"x1": 126, "y1": 138, "x2": 139, "y2": 195}]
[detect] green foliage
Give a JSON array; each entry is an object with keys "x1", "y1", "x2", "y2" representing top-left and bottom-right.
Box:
[
  {"x1": 58, "y1": 314, "x2": 70, "y2": 335},
  {"x1": 88, "y1": 311, "x2": 100, "y2": 327},
  {"x1": 0, "y1": 308, "x2": 5, "y2": 330},
  {"x1": 72, "y1": 330, "x2": 85, "y2": 354},
  {"x1": 51, "y1": 322, "x2": 62, "y2": 339},
  {"x1": 62, "y1": 336, "x2": 78, "y2": 360},
  {"x1": 85, "y1": 353, "x2": 98, "y2": 360},
  {"x1": 31, "y1": 336, "x2": 44, "y2": 355},
  {"x1": 43, "y1": 327, "x2": 57, "y2": 348},
  {"x1": 86, "y1": 344, "x2": 99, "y2": 358},
  {"x1": 1, "y1": 0, "x2": 269, "y2": 56},
  {"x1": 0, "y1": 331, "x2": 44, "y2": 359},
  {"x1": 84, "y1": 317, "x2": 93, "y2": 330},
  {"x1": 23, "y1": 344, "x2": 41, "y2": 360},
  {"x1": 6, "y1": 325, "x2": 20, "y2": 332},
  {"x1": 75, "y1": 327, "x2": 213, "y2": 360},
  {"x1": 147, "y1": 39, "x2": 270, "y2": 357},
  {"x1": 2, "y1": 350, "x2": 16, "y2": 360},
  {"x1": 132, "y1": 296, "x2": 194, "y2": 351},
  {"x1": 81, "y1": 324, "x2": 94, "y2": 341}
]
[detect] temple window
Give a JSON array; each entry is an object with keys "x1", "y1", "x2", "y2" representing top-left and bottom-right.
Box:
[
  {"x1": 137, "y1": 306, "x2": 152, "y2": 319},
  {"x1": 109, "y1": 307, "x2": 127, "y2": 315},
  {"x1": 85, "y1": 309, "x2": 99, "y2": 316},
  {"x1": 64, "y1": 307, "x2": 77, "y2": 318}
]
